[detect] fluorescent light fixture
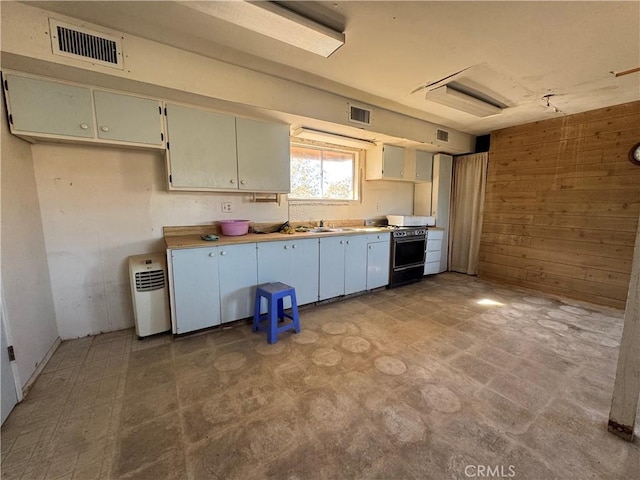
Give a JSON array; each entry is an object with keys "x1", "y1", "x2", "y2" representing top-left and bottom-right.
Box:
[
  {"x1": 292, "y1": 127, "x2": 376, "y2": 149},
  {"x1": 426, "y1": 85, "x2": 503, "y2": 117},
  {"x1": 183, "y1": 1, "x2": 345, "y2": 57}
]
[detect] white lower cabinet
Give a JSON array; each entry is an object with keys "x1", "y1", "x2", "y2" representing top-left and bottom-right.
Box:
[
  {"x1": 319, "y1": 233, "x2": 389, "y2": 300},
  {"x1": 218, "y1": 243, "x2": 258, "y2": 323},
  {"x1": 424, "y1": 229, "x2": 444, "y2": 275},
  {"x1": 170, "y1": 233, "x2": 390, "y2": 334},
  {"x1": 366, "y1": 234, "x2": 391, "y2": 290},
  {"x1": 170, "y1": 247, "x2": 221, "y2": 334},
  {"x1": 257, "y1": 239, "x2": 320, "y2": 306},
  {"x1": 170, "y1": 243, "x2": 258, "y2": 334},
  {"x1": 319, "y1": 236, "x2": 369, "y2": 300}
]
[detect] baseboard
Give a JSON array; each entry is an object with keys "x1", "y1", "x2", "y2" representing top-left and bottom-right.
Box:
[{"x1": 21, "y1": 336, "x2": 61, "y2": 398}]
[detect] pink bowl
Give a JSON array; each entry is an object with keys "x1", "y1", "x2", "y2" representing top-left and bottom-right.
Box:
[{"x1": 219, "y1": 220, "x2": 250, "y2": 236}]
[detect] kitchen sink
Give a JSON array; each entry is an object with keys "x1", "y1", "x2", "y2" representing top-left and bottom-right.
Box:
[{"x1": 309, "y1": 227, "x2": 354, "y2": 233}]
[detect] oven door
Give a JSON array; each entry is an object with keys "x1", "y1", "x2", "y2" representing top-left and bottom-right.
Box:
[{"x1": 392, "y1": 237, "x2": 426, "y2": 270}]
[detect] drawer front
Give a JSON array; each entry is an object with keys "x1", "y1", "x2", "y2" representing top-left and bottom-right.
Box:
[
  {"x1": 425, "y1": 250, "x2": 441, "y2": 263},
  {"x1": 424, "y1": 261, "x2": 440, "y2": 275},
  {"x1": 427, "y1": 229, "x2": 444, "y2": 240}
]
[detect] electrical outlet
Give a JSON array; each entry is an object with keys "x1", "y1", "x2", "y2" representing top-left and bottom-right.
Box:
[
  {"x1": 375, "y1": 203, "x2": 380, "y2": 212},
  {"x1": 221, "y1": 202, "x2": 232, "y2": 213}
]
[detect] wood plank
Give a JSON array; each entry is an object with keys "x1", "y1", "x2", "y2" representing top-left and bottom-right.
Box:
[
  {"x1": 560, "y1": 175, "x2": 640, "y2": 191},
  {"x1": 483, "y1": 213, "x2": 535, "y2": 225},
  {"x1": 529, "y1": 236, "x2": 634, "y2": 260},
  {"x1": 479, "y1": 251, "x2": 588, "y2": 279},
  {"x1": 480, "y1": 241, "x2": 632, "y2": 273},
  {"x1": 484, "y1": 201, "x2": 640, "y2": 218},
  {"x1": 478, "y1": 271, "x2": 627, "y2": 309},
  {"x1": 482, "y1": 223, "x2": 637, "y2": 246},
  {"x1": 539, "y1": 188, "x2": 640, "y2": 204},
  {"x1": 532, "y1": 214, "x2": 639, "y2": 232}
]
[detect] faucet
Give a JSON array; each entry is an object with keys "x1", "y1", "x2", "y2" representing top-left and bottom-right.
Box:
[{"x1": 319, "y1": 219, "x2": 324, "y2": 227}]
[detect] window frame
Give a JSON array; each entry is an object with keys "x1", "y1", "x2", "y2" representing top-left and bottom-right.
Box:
[{"x1": 288, "y1": 139, "x2": 361, "y2": 203}]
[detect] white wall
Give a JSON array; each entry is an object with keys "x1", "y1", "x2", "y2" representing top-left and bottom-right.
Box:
[
  {"x1": 1, "y1": 96, "x2": 59, "y2": 388},
  {"x1": 32, "y1": 144, "x2": 413, "y2": 339}
]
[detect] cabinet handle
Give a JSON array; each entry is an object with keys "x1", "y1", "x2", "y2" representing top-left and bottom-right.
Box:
[
  {"x1": 292, "y1": 244, "x2": 297, "y2": 249},
  {"x1": 346, "y1": 241, "x2": 350, "y2": 245},
  {"x1": 340, "y1": 240, "x2": 344, "y2": 244},
  {"x1": 100, "y1": 126, "x2": 109, "y2": 132},
  {"x1": 240, "y1": 180, "x2": 246, "y2": 185},
  {"x1": 284, "y1": 245, "x2": 289, "y2": 250},
  {"x1": 230, "y1": 179, "x2": 236, "y2": 184},
  {"x1": 368, "y1": 245, "x2": 372, "y2": 249},
  {"x1": 400, "y1": 171, "x2": 404, "y2": 176},
  {"x1": 220, "y1": 251, "x2": 227, "y2": 256},
  {"x1": 80, "y1": 123, "x2": 89, "y2": 130},
  {"x1": 209, "y1": 252, "x2": 216, "y2": 257}
]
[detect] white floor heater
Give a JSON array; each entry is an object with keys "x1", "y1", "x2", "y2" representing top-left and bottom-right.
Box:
[{"x1": 128, "y1": 253, "x2": 171, "y2": 339}]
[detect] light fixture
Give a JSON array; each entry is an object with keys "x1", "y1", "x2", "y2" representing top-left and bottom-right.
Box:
[
  {"x1": 426, "y1": 85, "x2": 503, "y2": 117},
  {"x1": 292, "y1": 127, "x2": 376, "y2": 149},
  {"x1": 183, "y1": 1, "x2": 345, "y2": 58}
]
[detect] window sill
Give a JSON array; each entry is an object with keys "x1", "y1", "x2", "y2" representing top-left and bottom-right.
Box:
[{"x1": 288, "y1": 199, "x2": 359, "y2": 206}]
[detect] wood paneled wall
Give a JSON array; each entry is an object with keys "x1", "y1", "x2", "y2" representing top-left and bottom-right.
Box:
[{"x1": 479, "y1": 101, "x2": 640, "y2": 309}]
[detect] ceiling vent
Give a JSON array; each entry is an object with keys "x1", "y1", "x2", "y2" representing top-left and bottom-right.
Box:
[
  {"x1": 348, "y1": 103, "x2": 372, "y2": 126},
  {"x1": 49, "y1": 19, "x2": 123, "y2": 69},
  {"x1": 436, "y1": 129, "x2": 450, "y2": 143}
]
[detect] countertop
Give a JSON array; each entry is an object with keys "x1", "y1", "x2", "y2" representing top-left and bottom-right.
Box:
[{"x1": 164, "y1": 227, "x2": 391, "y2": 249}]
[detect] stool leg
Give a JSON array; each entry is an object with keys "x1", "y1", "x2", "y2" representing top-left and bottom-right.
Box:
[
  {"x1": 252, "y1": 293, "x2": 261, "y2": 332},
  {"x1": 268, "y1": 298, "x2": 278, "y2": 344},
  {"x1": 290, "y1": 290, "x2": 301, "y2": 333},
  {"x1": 277, "y1": 297, "x2": 285, "y2": 323}
]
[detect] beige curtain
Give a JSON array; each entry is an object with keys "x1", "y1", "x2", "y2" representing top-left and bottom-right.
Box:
[{"x1": 448, "y1": 152, "x2": 488, "y2": 275}]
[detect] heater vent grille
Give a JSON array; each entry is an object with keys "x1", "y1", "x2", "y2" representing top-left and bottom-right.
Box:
[
  {"x1": 348, "y1": 104, "x2": 372, "y2": 126},
  {"x1": 49, "y1": 19, "x2": 123, "y2": 69},
  {"x1": 436, "y1": 129, "x2": 450, "y2": 143},
  {"x1": 135, "y1": 270, "x2": 165, "y2": 292}
]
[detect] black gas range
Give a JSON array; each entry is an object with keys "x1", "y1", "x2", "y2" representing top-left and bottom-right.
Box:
[{"x1": 387, "y1": 225, "x2": 428, "y2": 288}]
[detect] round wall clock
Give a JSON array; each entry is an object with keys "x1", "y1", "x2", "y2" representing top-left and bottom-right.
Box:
[{"x1": 630, "y1": 142, "x2": 640, "y2": 166}]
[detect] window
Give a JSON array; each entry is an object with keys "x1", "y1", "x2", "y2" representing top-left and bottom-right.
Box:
[{"x1": 289, "y1": 144, "x2": 358, "y2": 200}]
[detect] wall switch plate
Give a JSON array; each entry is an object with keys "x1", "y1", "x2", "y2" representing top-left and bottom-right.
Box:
[{"x1": 221, "y1": 202, "x2": 232, "y2": 213}]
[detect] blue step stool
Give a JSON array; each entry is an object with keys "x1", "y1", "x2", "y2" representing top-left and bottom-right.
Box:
[{"x1": 253, "y1": 282, "x2": 301, "y2": 344}]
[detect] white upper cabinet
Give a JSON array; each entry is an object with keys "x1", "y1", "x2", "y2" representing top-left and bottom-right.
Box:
[
  {"x1": 165, "y1": 103, "x2": 238, "y2": 190},
  {"x1": 5, "y1": 73, "x2": 95, "y2": 139},
  {"x1": 3, "y1": 73, "x2": 165, "y2": 148},
  {"x1": 93, "y1": 90, "x2": 163, "y2": 146},
  {"x1": 366, "y1": 144, "x2": 405, "y2": 180},
  {"x1": 414, "y1": 150, "x2": 434, "y2": 183},
  {"x1": 165, "y1": 104, "x2": 290, "y2": 193},
  {"x1": 366, "y1": 144, "x2": 434, "y2": 182},
  {"x1": 236, "y1": 117, "x2": 290, "y2": 192}
]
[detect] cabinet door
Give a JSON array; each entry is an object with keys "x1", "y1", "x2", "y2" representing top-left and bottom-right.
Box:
[
  {"x1": 382, "y1": 145, "x2": 404, "y2": 179},
  {"x1": 165, "y1": 103, "x2": 238, "y2": 189},
  {"x1": 415, "y1": 151, "x2": 433, "y2": 182},
  {"x1": 218, "y1": 243, "x2": 258, "y2": 323},
  {"x1": 319, "y1": 237, "x2": 346, "y2": 300},
  {"x1": 290, "y1": 239, "x2": 320, "y2": 305},
  {"x1": 344, "y1": 235, "x2": 368, "y2": 295},
  {"x1": 236, "y1": 117, "x2": 290, "y2": 192},
  {"x1": 257, "y1": 240, "x2": 293, "y2": 310},
  {"x1": 367, "y1": 241, "x2": 390, "y2": 290},
  {"x1": 94, "y1": 90, "x2": 163, "y2": 145},
  {"x1": 432, "y1": 154, "x2": 453, "y2": 272},
  {"x1": 171, "y1": 247, "x2": 221, "y2": 334},
  {"x1": 5, "y1": 74, "x2": 94, "y2": 138}
]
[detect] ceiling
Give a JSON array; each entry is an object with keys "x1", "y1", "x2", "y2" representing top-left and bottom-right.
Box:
[{"x1": 28, "y1": 1, "x2": 640, "y2": 135}]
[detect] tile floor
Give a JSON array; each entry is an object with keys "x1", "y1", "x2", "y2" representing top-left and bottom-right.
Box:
[{"x1": 1, "y1": 273, "x2": 638, "y2": 479}]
